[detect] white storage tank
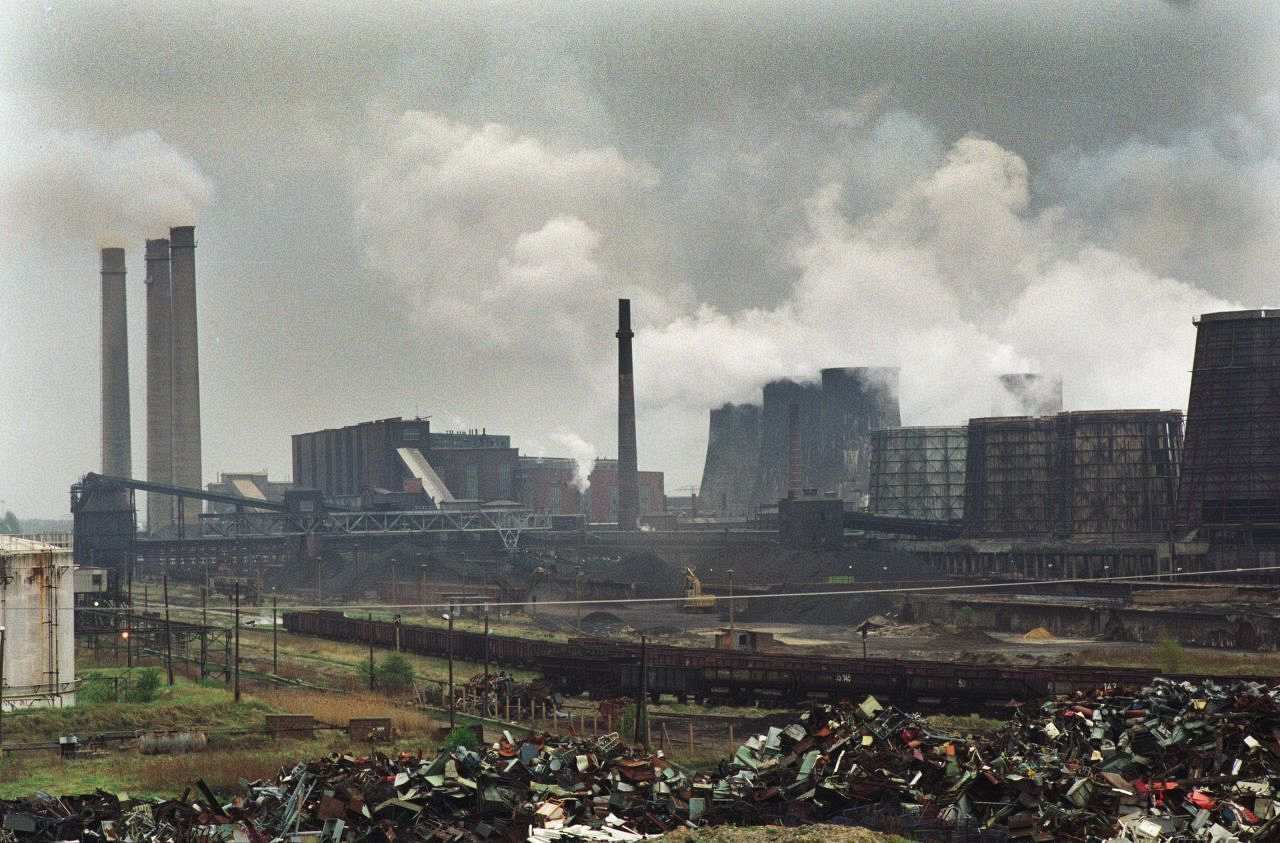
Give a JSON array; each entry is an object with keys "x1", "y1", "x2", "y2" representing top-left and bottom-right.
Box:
[{"x1": 0, "y1": 535, "x2": 76, "y2": 709}]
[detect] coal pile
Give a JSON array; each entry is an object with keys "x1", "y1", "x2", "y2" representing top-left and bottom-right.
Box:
[{"x1": 8, "y1": 678, "x2": 1280, "y2": 841}]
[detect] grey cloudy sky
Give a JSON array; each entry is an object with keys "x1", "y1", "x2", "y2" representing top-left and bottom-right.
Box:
[{"x1": 2, "y1": 0, "x2": 1278, "y2": 516}]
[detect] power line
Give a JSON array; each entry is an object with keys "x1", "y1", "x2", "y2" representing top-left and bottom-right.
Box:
[{"x1": 54, "y1": 563, "x2": 1280, "y2": 617}]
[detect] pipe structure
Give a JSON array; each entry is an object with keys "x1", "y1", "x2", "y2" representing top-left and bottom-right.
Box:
[
  {"x1": 144, "y1": 238, "x2": 175, "y2": 534},
  {"x1": 615, "y1": 299, "x2": 640, "y2": 531},
  {"x1": 169, "y1": 226, "x2": 203, "y2": 529},
  {"x1": 100, "y1": 248, "x2": 131, "y2": 478}
]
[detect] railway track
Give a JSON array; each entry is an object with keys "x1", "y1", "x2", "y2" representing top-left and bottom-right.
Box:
[{"x1": 282, "y1": 610, "x2": 1195, "y2": 711}]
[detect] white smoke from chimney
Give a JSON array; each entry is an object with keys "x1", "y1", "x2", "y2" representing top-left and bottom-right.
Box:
[
  {"x1": 0, "y1": 112, "x2": 211, "y2": 245},
  {"x1": 551, "y1": 431, "x2": 596, "y2": 493}
]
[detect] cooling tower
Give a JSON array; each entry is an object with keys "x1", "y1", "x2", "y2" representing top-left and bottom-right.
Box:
[
  {"x1": 170, "y1": 226, "x2": 202, "y2": 527},
  {"x1": 616, "y1": 299, "x2": 639, "y2": 531},
  {"x1": 965, "y1": 410, "x2": 1182, "y2": 540},
  {"x1": 99, "y1": 248, "x2": 131, "y2": 479},
  {"x1": 994, "y1": 373, "x2": 1063, "y2": 416},
  {"x1": 869, "y1": 426, "x2": 967, "y2": 521},
  {"x1": 1176, "y1": 310, "x2": 1280, "y2": 534},
  {"x1": 144, "y1": 238, "x2": 174, "y2": 534},
  {"x1": 753, "y1": 378, "x2": 822, "y2": 508},
  {"x1": 818, "y1": 367, "x2": 901, "y2": 504},
  {"x1": 698, "y1": 403, "x2": 760, "y2": 519}
]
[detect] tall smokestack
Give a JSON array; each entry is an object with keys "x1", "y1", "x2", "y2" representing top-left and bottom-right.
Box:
[
  {"x1": 145, "y1": 238, "x2": 175, "y2": 534},
  {"x1": 170, "y1": 225, "x2": 202, "y2": 527},
  {"x1": 100, "y1": 248, "x2": 131, "y2": 478},
  {"x1": 616, "y1": 298, "x2": 639, "y2": 531}
]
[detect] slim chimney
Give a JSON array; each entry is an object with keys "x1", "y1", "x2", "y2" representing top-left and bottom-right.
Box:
[
  {"x1": 145, "y1": 238, "x2": 175, "y2": 533},
  {"x1": 616, "y1": 298, "x2": 640, "y2": 531},
  {"x1": 100, "y1": 248, "x2": 131, "y2": 478},
  {"x1": 169, "y1": 225, "x2": 202, "y2": 527}
]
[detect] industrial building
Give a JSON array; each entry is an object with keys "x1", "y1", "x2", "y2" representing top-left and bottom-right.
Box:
[
  {"x1": 292, "y1": 418, "x2": 519, "y2": 505},
  {"x1": 963, "y1": 410, "x2": 1182, "y2": 541},
  {"x1": 869, "y1": 426, "x2": 968, "y2": 521},
  {"x1": 518, "y1": 457, "x2": 665, "y2": 524},
  {"x1": 0, "y1": 535, "x2": 76, "y2": 709},
  {"x1": 1176, "y1": 310, "x2": 1280, "y2": 540},
  {"x1": 205, "y1": 472, "x2": 295, "y2": 514}
]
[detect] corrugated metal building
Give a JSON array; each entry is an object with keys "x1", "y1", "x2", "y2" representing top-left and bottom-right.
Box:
[
  {"x1": 291, "y1": 418, "x2": 518, "y2": 504},
  {"x1": 518, "y1": 457, "x2": 664, "y2": 523}
]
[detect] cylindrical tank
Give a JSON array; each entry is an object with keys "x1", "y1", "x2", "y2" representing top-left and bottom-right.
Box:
[
  {"x1": 1177, "y1": 309, "x2": 1280, "y2": 533},
  {"x1": 0, "y1": 536, "x2": 76, "y2": 709}
]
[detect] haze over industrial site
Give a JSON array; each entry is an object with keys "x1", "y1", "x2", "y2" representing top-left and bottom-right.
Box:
[
  {"x1": 5, "y1": 4, "x2": 1280, "y2": 841},
  {"x1": 3, "y1": 1, "x2": 1279, "y2": 517}
]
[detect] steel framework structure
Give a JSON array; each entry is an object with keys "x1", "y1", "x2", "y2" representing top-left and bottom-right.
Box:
[
  {"x1": 200, "y1": 509, "x2": 551, "y2": 550},
  {"x1": 869, "y1": 426, "x2": 968, "y2": 522}
]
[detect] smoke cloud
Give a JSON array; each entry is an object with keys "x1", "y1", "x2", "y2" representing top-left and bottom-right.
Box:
[
  {"x1": 0, "y1": 113, "x2": 212, "y2": 246},
  {"x1": 551, "y1": 431, "x2": 597, "y2": 493}
]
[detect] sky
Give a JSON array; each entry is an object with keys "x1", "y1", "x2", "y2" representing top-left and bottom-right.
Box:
[{"x1": 1, "y1": 0, "x2": 1278, "y2": 517}]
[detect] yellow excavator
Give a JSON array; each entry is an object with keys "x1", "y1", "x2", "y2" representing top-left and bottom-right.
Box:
[{"x1": 680, "y1": 567, "x2": 717, "y2": 613}]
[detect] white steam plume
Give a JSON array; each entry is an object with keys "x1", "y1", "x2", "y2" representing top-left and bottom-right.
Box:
[
  {"x1": 0, "y1": 113, "x2": 212, "y2": 245},
  {"x1": 551, "y1": 431, "x2": 596, "y2": 493}
]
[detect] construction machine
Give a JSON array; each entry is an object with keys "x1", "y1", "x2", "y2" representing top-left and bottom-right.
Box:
[{"x1": 679, "y1": 567, "x2": 717, "y2": 613}]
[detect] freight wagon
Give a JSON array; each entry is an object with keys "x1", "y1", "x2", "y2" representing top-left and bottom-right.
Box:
[{"x1": 283, "y1": 610, "x2": 1164, "y2": 710}]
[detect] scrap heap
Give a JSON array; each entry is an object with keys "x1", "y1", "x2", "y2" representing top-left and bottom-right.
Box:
[{"x1": 7, "y1": 679, "x2": 1280, "y2": 842}]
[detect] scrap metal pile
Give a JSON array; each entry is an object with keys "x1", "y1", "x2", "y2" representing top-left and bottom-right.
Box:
[{"x1": 6, "y1": 678, "x2": 1280, "y2": 842}]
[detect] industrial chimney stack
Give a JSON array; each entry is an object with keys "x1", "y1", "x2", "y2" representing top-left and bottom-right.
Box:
[
  {"x1": 99, "y1": 248, "x2": 132, "y2": 478},
  {"x1": 616, "y1": 298, "x2": 640, "y2": 531},
  {"x1": 144, "y1": 238, "x2": 175, "y2": 533},
  {"x1": 169, "y1": 226, "x2": 203, "y2": 527}
]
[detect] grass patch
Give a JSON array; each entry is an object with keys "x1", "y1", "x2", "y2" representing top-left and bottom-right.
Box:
[
  {"x1": 3, "y1": 676, "x2": 271, "y2": 745},
  {"x1": 1069, "y1": 645, "x2": 1280, "y2": 676}
]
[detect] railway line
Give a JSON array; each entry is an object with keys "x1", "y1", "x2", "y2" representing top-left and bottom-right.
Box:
[{"x1": 281, "y1": 610, "x2": 1186, "y2": 711}]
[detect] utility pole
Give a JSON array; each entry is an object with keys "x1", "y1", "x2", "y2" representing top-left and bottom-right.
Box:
[
  {"x1": 163, "y1": 574, "x2": 174, "y2": 686},
  {"x1": 576, "y1": 566, "x2": 584, "y2": 629},
  {"x1": 272, "y1": 593, "x2": 279, "y2": 676},
  {"x1": 393, "y1": 614, "x2": 402, "y2": 652},
  {"x1": 233, "y1": 581, "x2": 241, "y2": 703},
  {"x1": 201, "y1": 585, "x2": 208, "y2": 627},
  {"x1": 727, "y1": 568, "x2": 736, "y2": 633},
  {"x1": 0, "y1": 624, "x2": 6, "y2": 751},
  {"x1": 635, "y1": 634, "x2": 649, "y2": 749},
  {"x1": 483, "y1": 608, "x2": 490, "y2": 681},
  {"x1": 445, "y1": 611, "x2": 455, "y2": 730},
  {"x1": 368, "y1": 612, "x2": 376, "y2": 691}
]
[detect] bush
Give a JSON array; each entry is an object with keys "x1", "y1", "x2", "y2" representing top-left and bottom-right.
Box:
[
  {"x1": 443, "y1": 725, "x2": 482, "y2": 751},
  {"x1": 125, "y1": 668, "x2": 163, "y2": 703},
  {"x1": 77, "y1": 672, "x2": 117, "y2": 704},
  {"x1": 1154, "y1": 637, "x2": 1184, "y2": 674},
  {"x1": 355, "y1": 653, "x2": 416, "y2": 694},
  {"x1": 379, "y1": 653, "x2": 416, "y2": 693}
]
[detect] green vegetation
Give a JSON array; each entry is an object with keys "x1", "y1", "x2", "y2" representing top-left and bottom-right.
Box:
[
  {"x1": 356, "y1": 653, "x2": 418, "y2": 692},
  {"x1": 1154, "y1": 637, "x2": 1185, "y2": 674},
  {"x1": 0, "y1": 510, "x2": 20, "y2": 533},
  {"x1": 443, "y1": 725, "x2": 483, "y2": 751}
]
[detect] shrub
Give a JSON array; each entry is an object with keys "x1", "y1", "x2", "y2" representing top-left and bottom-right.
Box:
[
  {"x1": 379, "y1": 654, "x2": 416, "y2": 693},
  {"x1": 125, "y1": 668, "x2": 163, "y2": 703},
  {"x1": 77, "y1": 673, "x2": 117, "y2": 705},
  {"x1": 1154, "y1": 637, "x2": 1184, "y2": 674},
  {"x1": 443, "y1": 725, "x2": 482, "y2": 751}
]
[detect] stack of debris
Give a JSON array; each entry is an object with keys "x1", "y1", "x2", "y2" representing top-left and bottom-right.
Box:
[{"x1": 9, "y1": 679, "x2": 1280, "y2": 841}]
